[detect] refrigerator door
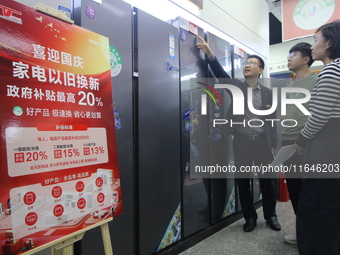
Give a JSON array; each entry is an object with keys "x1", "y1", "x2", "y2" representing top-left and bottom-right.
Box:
[
  {"x1": 171, "y1": 17, "x2": 210, "y2": 237},
  {"x1": 206, "y1": 32, "x2": 232, "y2": 78},
  {"x1": 135, "y1": 8, "x2": 181, "y2": 255},
  {"x1": 231, "y1": 45, "x2": 249, "y2": 213},
  {"x1": 73, "y1": 1, "x2": 134, "y2": 255},
  {"x1": 206, "y1": 32, "x2": 236, "y2": 223}
]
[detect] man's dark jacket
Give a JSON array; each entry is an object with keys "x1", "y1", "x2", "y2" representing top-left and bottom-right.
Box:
[{"x1": 208, "y1": 57, "x2": 278, "y2": 151}]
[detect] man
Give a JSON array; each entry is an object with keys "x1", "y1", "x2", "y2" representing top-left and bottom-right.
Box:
[
  {"x1": 281, "y1": 42, "x2": 317, "y2": 245},
  {"x1": 197, "y1": 36, "x2": 280, "y2": 232}
]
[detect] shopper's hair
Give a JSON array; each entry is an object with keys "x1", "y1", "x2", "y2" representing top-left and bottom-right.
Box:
[
  {"x1": 247, "y1": 54, "x2": 265, "y2": 69},
  {"x1": 316, "y1": 20, "x2": 340, "y2": 59},
  {"x1": 289, "y1": 42, "x2": 314, "y2": 67}
]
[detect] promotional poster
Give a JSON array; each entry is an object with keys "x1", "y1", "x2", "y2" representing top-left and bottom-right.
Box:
[{"x1": 0, "y1": 1, "x2": 122, "y2": 254}]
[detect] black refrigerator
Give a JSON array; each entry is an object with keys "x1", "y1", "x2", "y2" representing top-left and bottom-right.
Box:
[
  {"x1": 72, "y1": 1, "x2": 134, "y2": 255},
  {"x1": 134, "y1": 8, "x2": 182, "y2": 255},
  {"x1": 206, "y1": 32, "x2": 236, "y2": 223},
  {"x1": 170, "y1": 17, "x2": 210, "y2": 237}
]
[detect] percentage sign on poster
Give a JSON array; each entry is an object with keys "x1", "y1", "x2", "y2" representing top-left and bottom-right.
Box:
[
  {"x1": 98, "y1": 146, "x2": 105, "y2": 154},
  {"x1": 39, "y1": 151, "x2": 48, "y2": 160},
  {"x1": 96, "y1": 97, "x2": 103, "y2": 106},
  {"x1": 73, "y1": 148, "x2": 80, "y2": 156}
]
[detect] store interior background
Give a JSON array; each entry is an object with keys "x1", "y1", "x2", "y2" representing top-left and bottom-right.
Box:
[{"x1": 11, "y1": 0, "x2": 324, "y2": 254}]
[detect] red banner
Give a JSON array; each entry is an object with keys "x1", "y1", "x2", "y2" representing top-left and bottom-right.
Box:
[{"x1": 0, "y1": 1, "x2": 122, "y2": 254}]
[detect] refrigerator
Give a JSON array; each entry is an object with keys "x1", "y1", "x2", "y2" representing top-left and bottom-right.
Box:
[
  {"x1": 205, "y1": 32, "x2": 236, "y2": 223},
  {"x1": 72, "y1": 1, "x2": 135, "y2": 254},
  {"x1": 170, "y1": 17, "x2": 210, "y2": 237},
  {"x1": 134, "y1": 8, "x2": 182, "y2": 255}
]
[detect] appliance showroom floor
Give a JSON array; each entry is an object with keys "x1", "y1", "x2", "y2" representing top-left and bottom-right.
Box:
[{"x1": 180, "y1": 200, "x2": 299, "y2": 255}]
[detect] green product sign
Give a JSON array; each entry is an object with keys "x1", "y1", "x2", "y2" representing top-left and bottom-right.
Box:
[
  {"x1": 293, "y1": 0, "x2": 335, "y2": 30},
  {"x1": 109, "y1": 45, "x2": 122, "y2": 77},
  {"x1": 13, "y1": 106, "x2": 23, "y2": 116}
]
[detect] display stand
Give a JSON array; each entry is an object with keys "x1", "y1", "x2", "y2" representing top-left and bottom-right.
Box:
[
  {"x1": 22, "y1": 218, "x2": 113, "y2": 255},
  {"x1": 0, "y1": 2, "x2": 117, "y2": 254},
  {"x1": 24, "y1": 4, "x2": 114, "y2": 255}
]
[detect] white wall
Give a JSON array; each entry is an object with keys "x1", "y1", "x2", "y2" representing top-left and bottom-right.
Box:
[
  {"x1": 198, "y1": 0, "x2": 269, "y2": 57},
  {"x1": 198, "y1": 0, "x2": 270, "y2": 77},
  {"x1": 269, "y1": 36, "x2": 324, "y2": 75}
]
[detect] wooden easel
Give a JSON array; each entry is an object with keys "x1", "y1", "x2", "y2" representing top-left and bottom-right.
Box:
[{"x1": 23, "y1": 218, "x2": 113, "y2": 255}]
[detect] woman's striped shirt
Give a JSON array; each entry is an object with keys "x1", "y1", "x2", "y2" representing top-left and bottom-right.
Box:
[{"x1": 296, "y1": 58, "x2": 340, "y2": 147}]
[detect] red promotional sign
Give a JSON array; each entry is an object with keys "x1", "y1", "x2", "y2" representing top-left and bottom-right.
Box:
[
  {"x1": 282, "y1": 0, "x2": 339, "y2": 41},
  {"x1": 0, "y1": 1, "x2": 122, "y2": 254}
]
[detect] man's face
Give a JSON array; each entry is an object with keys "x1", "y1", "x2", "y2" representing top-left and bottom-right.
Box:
[
  {"x1": 287, "y1": 51, "x2": 307, "y2": 72},
  {"x1": 243, "y1": 58, "x2": 263, "y2": 78}
]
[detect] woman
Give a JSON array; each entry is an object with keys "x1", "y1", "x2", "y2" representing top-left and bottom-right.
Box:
[{"x1": 294, "y1": 20, "x2": 340, "y2": 255}]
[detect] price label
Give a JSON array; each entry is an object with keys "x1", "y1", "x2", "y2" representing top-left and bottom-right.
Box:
[{"x1": 6, "y1": 127, "x2": 108, "y2": 177}]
